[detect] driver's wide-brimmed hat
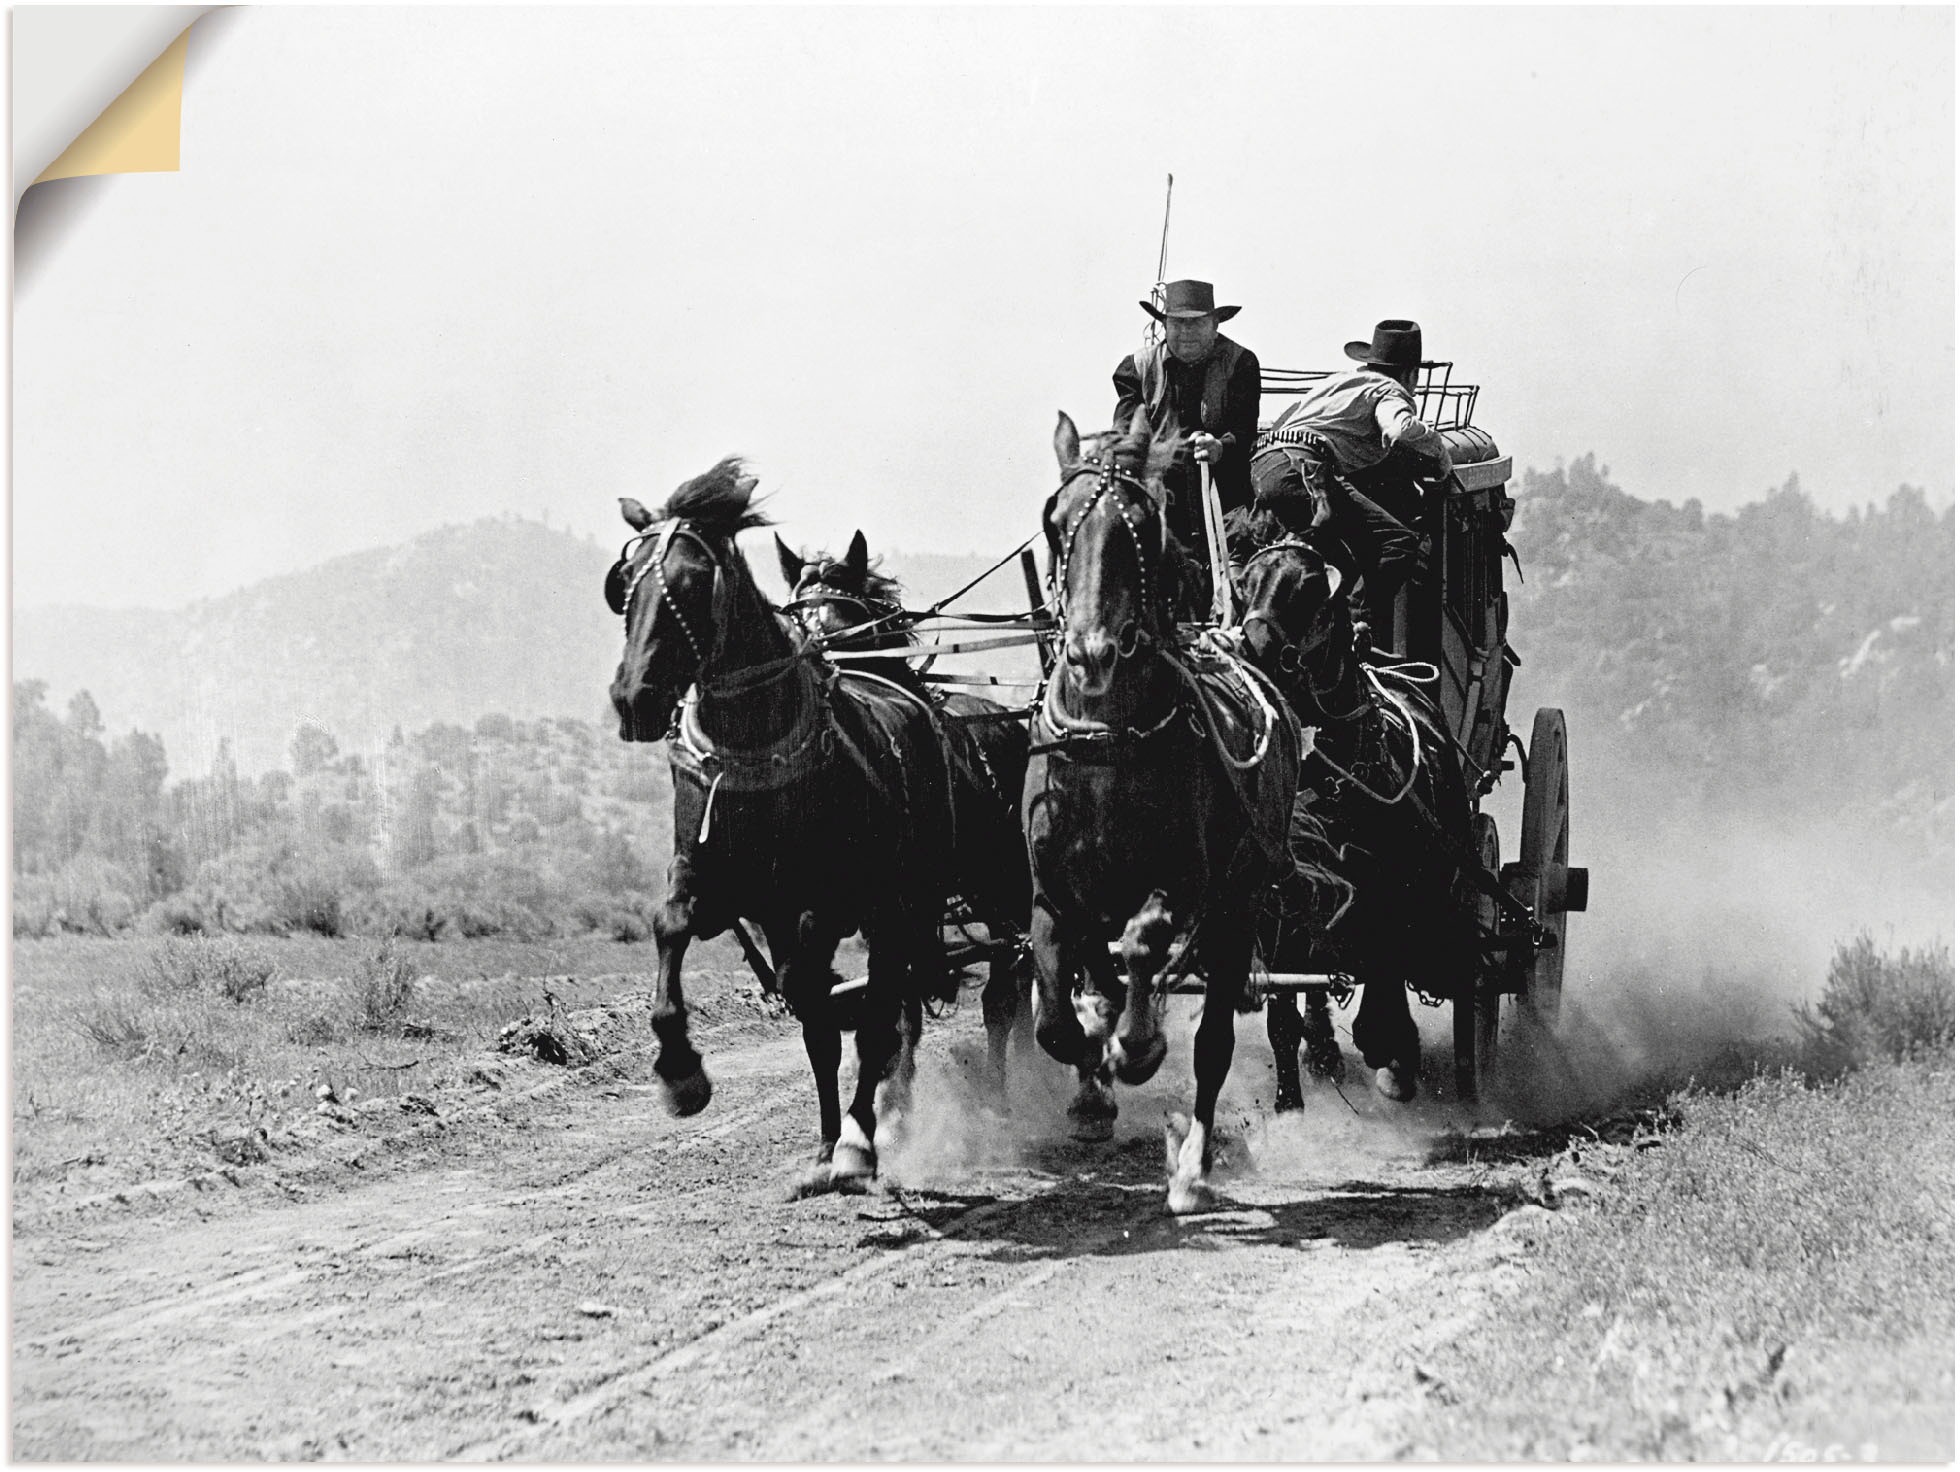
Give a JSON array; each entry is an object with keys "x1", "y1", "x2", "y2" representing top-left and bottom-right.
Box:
[
  {"x1": 1141, "y1": 279, "x2": 1241, "y2": 323},
  {"x1": 1344, "y1": 319, "x2": 1432, "y2": 370}
]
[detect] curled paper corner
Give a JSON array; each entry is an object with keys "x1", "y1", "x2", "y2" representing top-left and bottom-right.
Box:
[
  {"x1": 34, "y1": 25, "x2": 191, "y2": 186},
  {"x1": 14, "y1": 7, "x2": 233, "y2": 295}
]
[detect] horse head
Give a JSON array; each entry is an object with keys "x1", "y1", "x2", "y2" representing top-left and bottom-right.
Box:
[
  {"x1": 776, "y1": 529, "x2": 916, "y2": 654},
  {"x1": 1044, "y1": 408, "x2": 1185, "y2": 714},
  {"x1": 1228, "y1": 507, "x2": 1367, "y2": 725},
  {"x1": 604, "y1": 457, "x2": 776, "y2": 741}
]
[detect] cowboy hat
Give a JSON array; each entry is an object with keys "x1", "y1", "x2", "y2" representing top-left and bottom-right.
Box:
[
  {"x1": 1141, "y1": 279, "x2": 1241, "y2": 323},
  {"x1": 1343, "y1": 319, "x2": 1432, "y2": 370}
]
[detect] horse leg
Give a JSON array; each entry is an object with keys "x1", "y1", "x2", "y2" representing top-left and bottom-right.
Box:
[
  {"x1": 1267, "y1": 992, "x2": 1305, "y2": 1113},
  {"x1": 1030, "y1": 902, "x2": 1089, "y2": 1065},
  {"x1": 1067, "y1": 939, "x2": 1120, "y2": 1141},
  {"x1": 1030, "y1": 906, "x2": 1114, "y2": 1141},
  {"x1": 774, "y1": 915, "x2": 844, "y2": 1198},
  {"x1": 1108, "y1": 889, "x2": 1174, "y2": 1087},
  {"x1": 980, "y1": 947, "x2": 1022, "y2": 1109},
  {"x1": 1301, "y1": 988, "x2": 1346, "y2": 1082},
  {"x1": 1166, "y1": 918, "x2": 1251, "y2": 1215},
  {"x1": 1353, "y1": 977, "x2": 1422, "y2": 1103},
  {"x1": 876, "y1": 987, "x2": 924, "y2": 1150},
  {"x1": 833, "y1": 918, "x2": 918, "y2": 1192},
  {"x1": 650, "y1": 866, "x2": 711, "y2": 1117}
]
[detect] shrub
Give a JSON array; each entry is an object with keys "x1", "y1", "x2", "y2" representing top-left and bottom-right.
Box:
[
  {"x1": 190, "y1": 838, "x2": 380, "y2": 937},
  {"x1": 284, "y1": 1007, "x2": 346, "y2": 1046},
  {"x1": 1797, "y1": 932, "x2": 1956, "y2": 1075},
  {"x1": 352, "y1": 938, "x2": 417, "y2": 1032},
  {"x1": 74, "y1": 991, "x2": 153, "y2": 1057},
  {"x1": 24, "y1": 855, "x2": 146, "y2": 935},
  {"x1": 146, "y1": 934, "x2": 277, "y2": 1004},
  {"x1": 142, "y1": 897, "x2": 207, "y2": 936}
]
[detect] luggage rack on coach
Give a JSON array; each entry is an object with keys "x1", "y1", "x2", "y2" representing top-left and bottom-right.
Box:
[{"x1": 1258, "y1": 361, "x2": 1482, "y2": 434}]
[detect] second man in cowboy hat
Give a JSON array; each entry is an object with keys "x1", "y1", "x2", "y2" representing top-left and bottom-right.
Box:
[
  {"x1": 1112, "y1": 279, "x2": 1264, "y2": 556},
  {"x1": 1255, "y1": 318, "x2": 1454, "y2": 643}
]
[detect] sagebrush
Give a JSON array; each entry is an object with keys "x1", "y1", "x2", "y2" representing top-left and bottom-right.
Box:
[{"x1": 1797, "y1": 933, "x2": 1954, "y2": 1075}]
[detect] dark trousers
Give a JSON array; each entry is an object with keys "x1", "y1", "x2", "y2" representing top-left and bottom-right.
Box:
[{"x1": 1249, "y1": 440, "x2": 1428, "y2": 639}]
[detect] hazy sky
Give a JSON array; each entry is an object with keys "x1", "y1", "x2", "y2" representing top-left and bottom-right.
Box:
[{"x1": 14, "y1": 5, "x2": 1953, "y2": 610}]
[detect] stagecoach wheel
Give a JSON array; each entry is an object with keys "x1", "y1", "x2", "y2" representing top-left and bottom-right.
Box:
[
  {"x1": 1453, "y1": 813, "x2": 1503, "y2": 1103},
  {"x1": 1510, "y1": 707, "x2": 1574, "y2": 1026}
]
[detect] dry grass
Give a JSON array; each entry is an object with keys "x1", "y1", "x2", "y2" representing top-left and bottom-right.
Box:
[
  {"x1": 10, "y1": 934, "x2": 740, "y2": 1195},
  {"x1": 1407, "y1": 1055, "x2": 1954, "y2": 1460}
]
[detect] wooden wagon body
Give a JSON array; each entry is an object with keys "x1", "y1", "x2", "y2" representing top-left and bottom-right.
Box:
[{"x1": 1252, "y1": 362, "x2": 1588, "y2": 1100}]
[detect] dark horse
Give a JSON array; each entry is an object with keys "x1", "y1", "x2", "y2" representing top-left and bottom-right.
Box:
[
  {"x1": 606, "y1": 460, "x2": 956, "y2": 1194},
  {"x1": 1025, "y1": 411, "x2": 1303, "y2": 1214},
  {"x1": 775, "y1": 530, "x2": 1036, "y2": 1098},
  {"x1": 1228, "y1": 502, "x2": 1480, "y2": 1102}
]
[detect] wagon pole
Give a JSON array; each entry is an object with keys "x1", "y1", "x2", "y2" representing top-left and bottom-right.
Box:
[{"x1": 1146, "y1": 172, "x2": 1173, "y2": 353}]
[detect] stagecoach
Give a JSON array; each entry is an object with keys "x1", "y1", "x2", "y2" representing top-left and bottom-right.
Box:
[
  {"x1": 1252, "y1": 360, "x2": 1590, "y2": 1100},
  {"x1": 785, "y1": 357, "x2": 1589, "y2": 1106}
]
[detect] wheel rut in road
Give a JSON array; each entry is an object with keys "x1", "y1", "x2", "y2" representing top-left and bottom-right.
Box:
[{"x1": 14, "y1": 1009, "x2": 1521, "y2": 1462}]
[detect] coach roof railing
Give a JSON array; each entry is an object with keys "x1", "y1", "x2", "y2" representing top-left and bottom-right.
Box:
[{"x1": 1259, "y1": 362, "x2": 1481, "y2": 434}]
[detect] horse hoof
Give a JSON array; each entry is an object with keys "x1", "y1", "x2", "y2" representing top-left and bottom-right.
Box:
[
  {"x1": 1373, "y1": 1061, "x2": 1419, "y2": 1103},
  {"x1": 1067, "y1": 1088, "x2": 1117, "y2": 1143},
  {"x1": 659, "y1": 1067, "x2": 713, "y2": 1118},
  {"x1": 789, "y1": 1162, "x2": 836, "y2": 1200},
  {"x1": 1303, "y1": 1040, "x2": 1346, "y2": 1083},
  {"x1": 1167, "y1": 1178, "x2": 1216, "y2": 1216},
  {"x1": 1068, "y1": 1111, "x2": 1115, "y2": 1144},
  {"x1": 1108, "y1": 1033, "x2": 1167, "y2": 1087},
  {"x1": 829, "y1": 1141, "x2": 877, "y2": 1193}
]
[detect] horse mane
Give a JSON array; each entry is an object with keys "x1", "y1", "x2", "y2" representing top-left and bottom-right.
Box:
[
  {"x1": 1226, "y1": 506, "x2": 1295, "y2": 562},
  {"x1": 1079, "y1": 425, "x2": 1181, "y2": 483},
  {"x1": 660, "y1": 457, "x2": 770, "y2": 535}
]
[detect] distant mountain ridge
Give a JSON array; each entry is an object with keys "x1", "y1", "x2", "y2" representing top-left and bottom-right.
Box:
[
  {"x1": 12, "y1": 517, "x2": 1007, "y2": 779},
  {"x1": 21, "y1": 471, "x2": 1949, "y2": 872}
]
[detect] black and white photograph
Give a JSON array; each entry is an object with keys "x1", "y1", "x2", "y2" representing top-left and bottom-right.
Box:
[{"x1": 11, "y1": 5, "x2": 1953, "y2": 1460}]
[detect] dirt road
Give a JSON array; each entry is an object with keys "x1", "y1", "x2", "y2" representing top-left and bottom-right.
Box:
[{"x1": 13, "y1": 1001, "x2": 1541, "y2": 1461}]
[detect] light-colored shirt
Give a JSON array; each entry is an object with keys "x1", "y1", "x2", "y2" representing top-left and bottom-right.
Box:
[{"x1": 1265, "y1": 369, "x2": 1451, "y2": 478}]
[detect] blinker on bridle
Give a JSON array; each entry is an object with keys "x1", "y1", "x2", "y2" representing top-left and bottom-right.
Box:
[
  {"x1": 1051, "y1": 457, "x2": 1166, "y2": 652},
  {"x1": 611, "y1": 519, "x2": 715, "y2": 666}
]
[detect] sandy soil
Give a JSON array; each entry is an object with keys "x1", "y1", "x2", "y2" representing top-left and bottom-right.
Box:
[{"x1": 12, "y1": 999, "x2": 1543, "y2": 1461}]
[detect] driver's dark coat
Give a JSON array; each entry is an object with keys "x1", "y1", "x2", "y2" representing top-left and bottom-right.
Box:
[{"x1": 1112, "y1": 337, "x2": 1264, "y2": 534}]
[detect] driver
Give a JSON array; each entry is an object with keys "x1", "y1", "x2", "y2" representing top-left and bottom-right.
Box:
[{"x1": 1112, "y1": 279, "x2": 1263, "y2": 578}]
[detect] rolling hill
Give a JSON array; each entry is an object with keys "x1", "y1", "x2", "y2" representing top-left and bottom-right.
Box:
[{"x1": 12, "y1": 517, "x2": 1008, "y2": 779}]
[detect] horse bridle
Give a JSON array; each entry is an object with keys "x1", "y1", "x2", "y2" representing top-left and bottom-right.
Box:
[
  {"x1": 783, "y1": 580, "x2": 909, "y2": 646},
  {"x1": 610, "y1": 518, "x2": 816, "y2": 719},
  {"x1": 1234, "y1": 534, "x2": 1366, "y2": 718},
  {"x1": 612, "y1": 519, "x2": 720, "y2": 662},
  {"x1": 1047, "y1": 457, "x2": 1170, "y2": 661}
]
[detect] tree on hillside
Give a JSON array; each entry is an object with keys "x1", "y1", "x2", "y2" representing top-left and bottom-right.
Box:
[
  {"x1": 1509, "y1": 462, "x2": 1953, "y2": 843},
  {"x1": 289, "y1": 724, "x2": 339, "y2": 777}
]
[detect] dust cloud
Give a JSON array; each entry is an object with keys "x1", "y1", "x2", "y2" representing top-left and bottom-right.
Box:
[
  {"x1": 1477, "y1": 705, "x2": 1952, "y2": 1123},
  {"x1": 882, "y1": 997, "x2": 1446, "y2": 1192},
  {"x1": 875, "y1": 704, "x2": 1951, "y2": 1175}
]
